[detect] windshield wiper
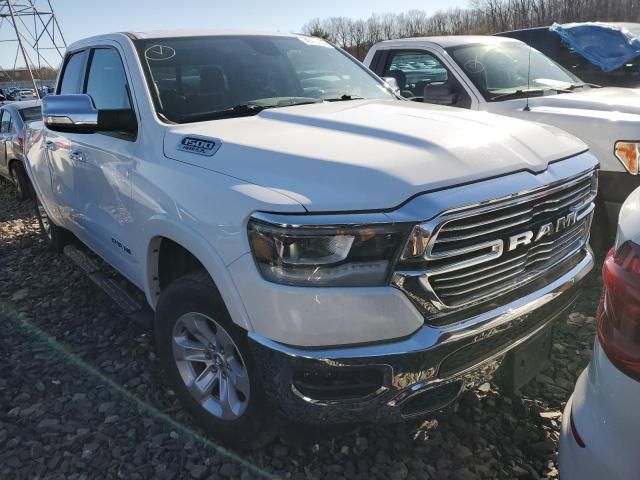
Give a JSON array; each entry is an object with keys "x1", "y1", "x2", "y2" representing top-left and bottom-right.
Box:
[
  {"x1": 489, "y1": 89, "x2": 546, "y2": 101},
  {"x1": 324, "y1": 94, "x2": 365, "y2": 102},
  {"x1": 178, "y1": 104, "x2": 271, "y2": 123},
  {"x1": 177, "y1": 99, "x2": 326, "y2": 123},
  {"x1": 568, "y1": 82, "x2": 602, "y2": 90},
  {"x1": 489, "y1": 87, "x2": 576, "y2": 101}
]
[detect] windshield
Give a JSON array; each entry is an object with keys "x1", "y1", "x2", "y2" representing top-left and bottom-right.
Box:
[
  {"x1": 447, "y1": 42, "x2": 584, "y2": 101},
  {"x1": 135, "y1": 35, "x2": 393, "y2": 123}
]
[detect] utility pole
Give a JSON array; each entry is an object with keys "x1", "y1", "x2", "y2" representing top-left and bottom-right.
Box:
[{"x1": 0, "y1": 0, "x2": 66, "y2": 98}]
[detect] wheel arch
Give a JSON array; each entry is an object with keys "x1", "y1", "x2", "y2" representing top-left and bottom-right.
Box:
[
  {"x1": 7, "y1": 157, "x2": 22, "y2": 175},
  {"x1": 144, "y1": 217, "x2": 253, "y2": 332}
]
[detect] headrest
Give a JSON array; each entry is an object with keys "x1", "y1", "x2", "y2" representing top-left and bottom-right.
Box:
[
  {"x1": 200, "y1": 66, "x2": 227, "y2": 92},
  {"x1": 423, "y1": 83, "x2": 452, "y2": 96}
]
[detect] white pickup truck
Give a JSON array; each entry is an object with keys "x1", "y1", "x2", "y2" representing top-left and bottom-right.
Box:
[
  {"x1": 364, "y1": 35, "x2": 640, "y2": 246},
  {"x1": 25, "y1": 30, "x2": 597, "y2": 447}
]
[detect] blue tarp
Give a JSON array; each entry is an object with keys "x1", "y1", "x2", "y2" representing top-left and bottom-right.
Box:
[{"x1": 550, "y1": 22, "x2": 640, "y2": 72}]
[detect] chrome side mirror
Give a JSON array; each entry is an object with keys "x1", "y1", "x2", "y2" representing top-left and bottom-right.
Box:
[
  {"x1": 43, "y1": 94, "x2": 136, "y2": 134},
  {"x1": 382, "y1": 77, "x2": 401, "y2": 95},
  {"x1": 43, "y1": 94, "x2": 98, "y2": 132}
]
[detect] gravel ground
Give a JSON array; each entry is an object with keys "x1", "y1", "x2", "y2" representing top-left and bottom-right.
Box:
[{"x1": 0, "y1": 181, "x2": 603, "y2": 480}]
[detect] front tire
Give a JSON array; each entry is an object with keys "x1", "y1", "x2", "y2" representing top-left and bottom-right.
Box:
[
  {"x1": 34, "y1": 195, "x2": 68, "y2": 252},
  {"x1": 10, "y1": 162, "x2": 32, "y2": 201},
  {"x1": 155, "y1": 271, "x2": 275, "y2": 449}
]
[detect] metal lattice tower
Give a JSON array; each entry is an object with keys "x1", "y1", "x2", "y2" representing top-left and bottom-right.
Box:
[{"x1": 0, "y1": 0, "x2": 66, "y2": 97}]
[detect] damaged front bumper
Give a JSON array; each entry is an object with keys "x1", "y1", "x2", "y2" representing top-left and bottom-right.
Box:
[{"x1": 248, "y1": 248, "x2": 592, "y2": 424}]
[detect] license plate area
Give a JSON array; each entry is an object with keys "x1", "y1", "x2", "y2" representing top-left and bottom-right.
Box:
[{"x1": 497, "y1": 326, "x2": 553, "y2": 393}]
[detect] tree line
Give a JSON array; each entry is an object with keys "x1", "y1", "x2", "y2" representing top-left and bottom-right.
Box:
[
  {"x1": 0, "y1": 66, "x2": 57, "y2": 83},
  {"x1": 302, "y1": 0, "x2": 640, "y2": 59}
]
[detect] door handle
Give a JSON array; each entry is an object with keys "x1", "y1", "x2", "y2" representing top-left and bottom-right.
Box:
[
  {"x1": 44, "y1": 140, "x2": 57, "y2": 151},
  {"x1": 69, "y1": 151, "x2": 86, "y2": 163}
]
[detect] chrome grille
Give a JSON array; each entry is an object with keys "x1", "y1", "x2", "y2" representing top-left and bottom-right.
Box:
[
  {"x1": 396, "y1": 170, "x2": 597, "y2": 312},
  {"x1": 431, "y1": 220, "x2": 588, "y2": 305},
  {"x1": 431, "y1": 173, "x2": 594, "y2": 255}
]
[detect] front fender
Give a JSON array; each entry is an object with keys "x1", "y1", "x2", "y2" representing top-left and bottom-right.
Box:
[{"x1": 144, "y1": 216, "x2": 254, "y2": 332}]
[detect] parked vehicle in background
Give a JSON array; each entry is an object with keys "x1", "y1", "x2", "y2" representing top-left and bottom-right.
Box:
[
  {"x1": 0, "y1": 100, "x2": 42, "y2": 200},
  {"x1": 364, "y1": 36, "x2": 640, "y2": 248},
  {"x1": 4, "y1": 88, "x2": 17, "y2": 101},
  {"x1": 559, "y1": 186, "x2": 640, "y2": 480},
  {"x1": 497, "y1": 23, "x2": 640, "y2": 88},
  {"x1": 16, "y1": 89, "x2": 38, "y2": 101},
  {"x1": 25, "y1": 30, "x2": 597, "y2": 448}
]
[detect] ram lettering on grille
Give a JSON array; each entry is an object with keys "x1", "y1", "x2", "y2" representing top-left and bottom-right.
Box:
[{"x1": 422, "y1": 171, "x2": 596, "y2": 310}]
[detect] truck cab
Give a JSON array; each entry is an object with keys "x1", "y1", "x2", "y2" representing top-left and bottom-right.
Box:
[{"x1": 365, "y1": 36, "x2": 640, "y2": 244}]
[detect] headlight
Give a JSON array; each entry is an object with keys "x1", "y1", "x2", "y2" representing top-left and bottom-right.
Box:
[
  {"x1": 614, "y1": 141, "x2": 639, "y2": 174},
  {"x1": 248, "y1": 217, "x2": 409, "y2": 286}
]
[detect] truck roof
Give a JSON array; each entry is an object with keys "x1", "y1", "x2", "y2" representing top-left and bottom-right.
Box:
[
  {"x1": 67, "y1": 29, "x2": 305, "y2": 50},
  {"x1": 130, "y1": 29, "x2": 300, "y2": 40},
  {"x1": 373, "y1": 35, "x2": 522, "y2": 49}
]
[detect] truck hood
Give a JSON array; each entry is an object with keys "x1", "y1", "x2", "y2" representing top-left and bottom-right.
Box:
[
  {"x1": 528, "y1": 87, "x2": 640, "y2": 119},
  {"x1": 163, "y1": 99, "x2": 587, "y2": 212}
]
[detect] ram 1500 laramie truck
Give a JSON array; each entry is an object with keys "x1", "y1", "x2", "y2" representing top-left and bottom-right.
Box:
[
  {"x1": 25, "y1": 30, "x2": 597, "y2": 447},
  {"x1": 364, "y1": 35, "x2": 638, "y2": 247}
]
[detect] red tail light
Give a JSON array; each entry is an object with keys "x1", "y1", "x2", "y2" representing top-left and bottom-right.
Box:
[
  {"x1": 17, "y1": 136, "x2": 24, "y2": 149},
  {"x1": 597, "y1": 241, "x2": 640, "y2": 380}
]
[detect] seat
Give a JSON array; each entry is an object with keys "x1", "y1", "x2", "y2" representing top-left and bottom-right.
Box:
[
  {"x1": 387, "y1": 69, "x2": 414, "y2": 98},
  {"x1": 388, "y1": 69, "x2": 406, "y2": 88},
  {"x1": 423, "y1": 82, "x2": 458, "y2": 105},
  {"x1": 184, "y1": 66, "x2": 229, "y2": 114}
]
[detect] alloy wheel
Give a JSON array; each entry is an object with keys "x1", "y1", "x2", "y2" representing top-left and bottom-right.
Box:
[{"x1": 172, "y1": 312, "x2": 250, "y2": 420}]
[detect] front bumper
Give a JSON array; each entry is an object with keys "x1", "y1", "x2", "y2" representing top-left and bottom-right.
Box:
[{"x1": 249, "y1": 248, "x2": 593, "y2": 424}]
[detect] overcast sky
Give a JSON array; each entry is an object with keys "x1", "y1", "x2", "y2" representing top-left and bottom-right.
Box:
[{"x1": 0, "y1": 0, "x2": 468, "y2": 70}]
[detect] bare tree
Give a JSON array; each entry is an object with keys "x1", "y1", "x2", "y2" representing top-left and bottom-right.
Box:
[
  {"x1": 301, "y1": 18, "x2": 331, "y2": 40},
  {"x1": 380, "y1": 13, "x2": 398, "y2": 40},
  {"x1": 351, "y1": 20, "x2": 367, "y2": 58}
]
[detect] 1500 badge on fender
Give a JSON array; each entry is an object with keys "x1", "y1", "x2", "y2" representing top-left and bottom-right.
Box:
[{"x1": 177, "y1": 136, "x2": 220, "y2": 156}]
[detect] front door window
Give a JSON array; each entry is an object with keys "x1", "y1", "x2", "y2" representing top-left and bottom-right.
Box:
[{"x1": 383, "y1": 50, "x2": 471, "y2": 108}]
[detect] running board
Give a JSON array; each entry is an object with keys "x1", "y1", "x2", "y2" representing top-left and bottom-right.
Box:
[{"x1": 63, "y1": 245, "x2": 153, "y2": 330}]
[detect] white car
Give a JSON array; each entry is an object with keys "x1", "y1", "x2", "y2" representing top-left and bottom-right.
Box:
[
  {"x1": 16, "y1": 89, "x2": 37, "y2": 101},
  {"x1": 364, "y1": 36, "x2": 640, "y2": 246},
  {"x1": 25, "y1": 30, "x2": 597, "y2": 448},
  {"x1": 559, "y1": 186, "x2": 640, "y2": 479}
]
